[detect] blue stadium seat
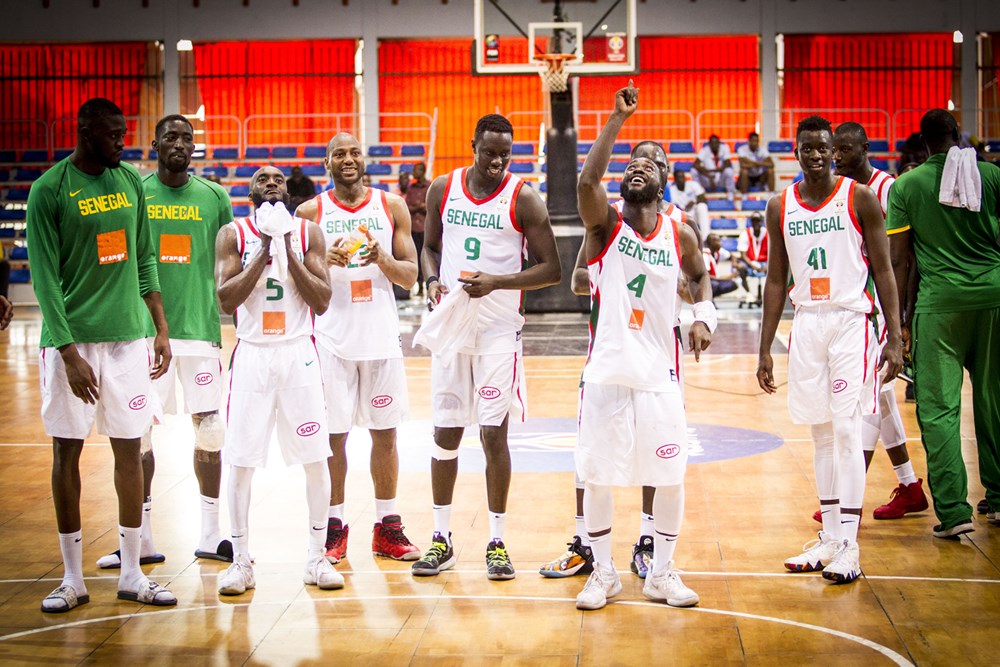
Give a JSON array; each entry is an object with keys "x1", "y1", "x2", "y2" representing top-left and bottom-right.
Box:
[
  {"x1": 368, "y1": 145, "x2": 393, "y2": 157},
  {"x1": 314, "y1": 182, "x2": 324, "y2": 194},
  {"x1": 871, "y1": 159, "x2": 890, "y2": 171},
  {"x1": 0, "y1": 170, "x2": 8, "y2": 181},
  {"x1": 366, "y1": 163, "x2": 392, "y2": 176},
  {"x1": 235, "y1": 166, "x2": 258, "y2": 178},
  {"x1": 0, "y1": 150, "x2": 15, "y2": 162},
  {"x1": 202, "y1": 166, "x2": 229, "y2": 178},
  {"x1": 578, "y1": 142, "x2": 593, "y2": 154},
  {"x1": 721, "y1": 237, "x2": 739, "y2": 252},
  {"x1": 399, "y1": 164, "x2": 414, "y2": 174},
  {"x1": 9, "y1": 246, "x2": 28, "y2": 260},
  {"x1": 371, "y1": 182, "x2": 390, "y2": 191},
  {"x1": 400, "y1": 145, "x2": 425, "y2": 157},
  {"x1": 607, "y1": 161, "x2": 628, "y2": 173},
  {"x1": 735, "y1": 141, "x2": 748, "y2": 152},
  {"x1": 711, "y1": 218, "x2": 739, "y2": 230},
  {"x1": 6, "y1": 189, "x2": 29, "y2": 201},
  {"x1": 0, "y1": 227, "x2": 15, "y2": 238},
  {"x1": 232, "y1": 204, "x2": 251, "y2": 217},
  {"x1": 9, "y1": 268, "x2": 30, "y2": 283},
  {"x1": 21, "y1": 149, "x2": 48, "y2": 162},
  {"x1": 707, "y1": 199, "x2": 736, "y2": 211},
  {"x1": 302, "y1": 165, "x2": 326, "y2": 177},
  {"x1": 612, "y1": 142, "x2": 631, "y2": 154},
  {"x1": 53, "y1": 149, "x2": 73, "y2": 160},
  {"x1": 741, "y1": 199, "x2": 767, "y2": 211},
  {"x1": 511, "y1": 143, "x2": 535, "y2": 156},
  {"x1": 669, "y1": 141, "x2": 695, "y2": 154},
  {"x1": 14, "y1": 169, "x2": 42, "y2": 181},
  {"x1": 213, "y1": 147, "x2": 239, "y2": 160},
  {"x1": 271, "y1": 146, "x2": 298, "y2": 159},
  {"x1": 0, "y1": 209, "x2": 26, "y2": 220},
  {"x1": 229, "y1": 185, "x2": 250, "y2": 197},
  {"x1": 673, "y1": 161, "x2": 693, "y2": 172},
  {"x1": 273, "y1": 165, "x2": 291, "y2": 176},
  {"x1": 539, "y1": 181, "x2": 547, "y2": 193},
  {"x1": 507, "y1": 162, "x2": 534, "y2": 174},
  {"x1": 122, "y1": 148, "x2": 144, "y2": 161},
  {"x1": 149, "y1": 149, "x2": 158, "y2": 160},
  {"x1": 607, "y1": 180, "x2": 621, "y2": 193},
  {"x1": 868, "y1": 140, "x2": 889, "y2": 152},
  {"x1": 303, "y1": 146, "x2": 326, "y2": 158},
  {"x1": 245, "y1": 147, "x2": 270, "y2": 159},
  {"x1": 895, "y1": 140, "x2": 907, "y2": 152},
  {"x1": 768, "y1": 141, "x2": 794, "y2": 153}
]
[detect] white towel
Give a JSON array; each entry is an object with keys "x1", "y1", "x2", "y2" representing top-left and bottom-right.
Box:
[
  {"x1": 938, "y1": 146, "x2": 982, "y2": 212},
  {"x1": 255, "y1": 201, "x2": 298, "y2": 281},
  {"x1": 413, "y1": 288, "x2": 480, "y2": 360}
]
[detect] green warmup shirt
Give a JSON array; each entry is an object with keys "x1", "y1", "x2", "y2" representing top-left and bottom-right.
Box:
[
  {"x1": 142, "y1": 174, "x2": 233, "y2": 343},
  {"x1": 27, "y1": 158, "x2": 159, "y2": 348},
  {"x1": 886, "y1": 153, "x2": 1000, "y2": 313}
]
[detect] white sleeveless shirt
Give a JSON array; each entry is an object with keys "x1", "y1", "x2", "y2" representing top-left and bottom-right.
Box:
[
  {"x1": 439, "y1": 168, "x2": 526, "y2": 353},
  {"x1": 312, "y1": 188, "x2": 402, "y2": 360},
  {"x1": 583, "y1": 210, "x2": 683, "y2": 392},
  {"x1": 782, "y1": 176, "x2": 874, "y2": 313},
  {"x1": 614, "y1": 199, "x2": 686, "y2": 326},
  {"x1": 867, "y1": 167, "x2": 895, "y2": 216},
  {"x1": 230, "y1": 216, "x2": 314, "y2": 344}
]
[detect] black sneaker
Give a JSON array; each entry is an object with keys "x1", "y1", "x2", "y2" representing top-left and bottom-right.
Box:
[
  {"x1": 977, "y1": 498, "x2": 992, "y2": 515},
  {"x1": 932, "y1": 521, "x2": 974, "y2": 539},
  {"x1": 538, "y1": 535, "x2": 594, "y2": 578},
  {"x1": 411, "y1": 532, "x2": 455, "y2": 576},
  {"x1": 486, "y1": 538, "x2": 515, "y2": 580},
  {"x1": 630, "y1": 535, "x2": 654, "y2": 578}
]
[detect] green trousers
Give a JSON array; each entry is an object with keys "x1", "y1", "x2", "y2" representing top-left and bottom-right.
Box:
[{"x1": 913, "y1": 307, "x2": 1000, "y2": 528}]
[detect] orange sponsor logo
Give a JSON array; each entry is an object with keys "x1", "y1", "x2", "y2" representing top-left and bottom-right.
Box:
[
  {"x1": 159, "y1": 233, "x2": 191, "y2": 264},
  {"x1": 809, "y1": 277, "x2": 831, "y2": 301},
  {"x1": 351, "y1": 280, "x2": 373, "y2": 303},
  {"x1": 460, "y1": 271, "x2": 475, "y2": 279},
  {"x1": 262, "y1": 311, "x2": 286, "y2": 335},
  {"x1": 97, "y1": 229, "x2": 128, "y2": 265},
  {"x1": 628, "y1": 308, "x2": 644, "y2": 331}
]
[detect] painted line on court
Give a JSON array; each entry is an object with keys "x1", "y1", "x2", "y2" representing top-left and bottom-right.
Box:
[{"x1": 0, "y1": 594, "x2": 914, "y2": 664}]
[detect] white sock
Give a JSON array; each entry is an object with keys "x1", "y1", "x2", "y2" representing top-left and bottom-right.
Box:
[
  {"x1": 140, "y1": 498, "x2": 156, "y2": 555},
  {"x1": 200, "y1": 494, "x2": 223, "y2": 550},
  {"x1": 374, "y1": 498, "x2": 396, "y2": 522},
  {"x1": 575, "y1": 516, "x2": 589, "y2": 546},
  {"x1": 588, "y1": 532, "x2": 613, "y2": 569},
  {"x1": 841, "y1": 513, "x2": 861, "y2": 542},
  {"x1": 583, "y1": 483, "x2": 614, "y2": 568},
  {"x1": 228, "y1": 465, "x2": 254, "y2": 560},
  {"x1": 488, "y1": 512, "x2": 506, "y2": 541},
  {"x1": 58, "y1": 531, "x2": 86, "y2": 594},
  {"x1": 892, "y1": 458, "x2": 918, "y2": 486},
  {"x1": 304, "y1": 461, "x2": 331, "y2": 560},
  {"x1": 328, "y1": 503, "x2": 344, "y2": 522},
  {"x1": 118, "y1": 525, "x2": 146, "y2": 592},
  {"x1": 433, "y1": 504, "x2": 451, "y2": 542},
  {"x1": 652, "y1": 485, "x2": 684, "y2": 574},
  {"x1": 639, "y1": 512, "x2": 655, "y2": 538}
]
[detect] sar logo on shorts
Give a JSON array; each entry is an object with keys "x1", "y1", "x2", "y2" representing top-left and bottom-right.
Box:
[
  {"x1": 832, "y1": 379, "x2": 848, "y2": 393},
  {"x1": 195, "y1": 373, "x2": 214, "y2": 386},
  {"x1": 479, "y1": 386, "x2": 501, "y2": 400},
  {"x1": 129, "y1": 395, "x2": 147, "y2": 411},
  {"x1": 655, "y1": 444, "x2": 680, "y2": 459},
  {"x1": 371, "y1": 395, "x2": 393, "y2": 408},
  {"x1": 296, "y1": 421, "x2": 321, "y2": 437}
]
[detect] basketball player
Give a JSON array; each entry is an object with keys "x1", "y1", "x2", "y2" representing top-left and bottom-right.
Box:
[
  {"x1": 811, "y1": 121, "x2": 927, "y2": 521},
  {"x1": 757, "y1": 115, "x2": 903, "y2": 585},
  {"x1": 214, "y1": 166, "x2": 341, "y2": 595},
  {"x1": 95, "y1": 114, "x2": 235, "y2": 570},
  {"x1": 27, "y1": 98, "x2": 177, "y2": 611},
  {"x1": 295, "y1": 132, "x2": 421, "y2": 564},
  {"x1": 412, "y1": 114, "x2": 561, "y2": 580}
]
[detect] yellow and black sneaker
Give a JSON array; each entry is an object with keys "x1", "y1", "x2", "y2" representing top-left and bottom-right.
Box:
[
  {"x1": 539, "y1": 535, "x2": 594, "y2": 578},
  {"x1": 411, "y1": 532, "x2": 455, "y2": 576},
  {"x1": 486, "y1": 538, "x2": 516, "y2": 580}
]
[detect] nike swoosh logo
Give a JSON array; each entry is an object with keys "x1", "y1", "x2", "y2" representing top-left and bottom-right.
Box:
[
  {"x1": 146, "y1": 195, "x2": 156, "y2": 200},
  {"x1": 305, "y1": 360, "x2": 315, "y2": 366},
  {"x1": 75, "y1": 538, "x2": 82, "y2": 543},
  {"x1": 70, "y1": 189, "x2": 83, "y2": 197},
  {"x1": 312, "y1": 526, "x2": 324, "y2": 531},
  {"x1": 448, "y1": 196, "x2": 462, "y2": 201}
]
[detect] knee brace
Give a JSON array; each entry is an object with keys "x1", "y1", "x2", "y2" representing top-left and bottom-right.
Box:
[
  {"x1": 195, "y1": 413, "x2": 225, "y2": 453},
  {"x1": 432, "y1": 444, "x2": 460, "y2": 461}
]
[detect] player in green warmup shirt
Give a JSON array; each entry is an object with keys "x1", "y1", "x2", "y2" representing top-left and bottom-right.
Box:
[
  {"x1": 27, "y1": 98, "x2": 177, "y2": 612},
  {"x1": 95, "y1": 115, "x2": 236, "y2": 570},
  {"x1": 886, "y1": 109, "x2": 1000, "y2": 539}
]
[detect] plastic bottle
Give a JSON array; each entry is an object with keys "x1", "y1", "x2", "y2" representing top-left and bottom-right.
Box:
[{"x1": 344, "y1": 223, "x2": 369, "y2": 258}]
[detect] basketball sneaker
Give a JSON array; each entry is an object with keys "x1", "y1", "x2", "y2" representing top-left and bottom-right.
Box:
[
  {"x1": 324, "y1": 518, "x2": 349, "y2": 564},
  {"x1": 977, "y1": 499, "x2": 992, "y2": 515},
  {"x1": 630, "y1": 535, "x2": 654, "y2": 578},
  {"x1": 643, "y1": 562, "x2": 699, "y2": 607},
  {"x1": 575, "y1": 562, "x2": 622, "y2": 610},
  {"x1": 932, "y1": 520, "x2": 974, "y2": 539},
  {"x1": 873, "y1": 479, "x2": 929, "y2": 519},
  {"x1": 411, "y1": 532, "x2": 455, "y2": 576},
  {"x1": 821, "y1": 539, "x2": 861, "y2": 584},
  {"x1": 486, "y1": 538, "x2": 515, "y2": 580},
  {"x1": 372, "y1": 515, "x2": 421, "y2": 561},
  {"x1": 783, "y1": 531, "x2": 841, "y2": 572},
  {"x1": 304, "y1": 556, "x2": 344, "y2": 590},
  {"x1": 218, "y1": 557, "x2": 255, "y2": 596},
  {"x1": 539, "y1": 535, "x2": 593, "y2": 578}
]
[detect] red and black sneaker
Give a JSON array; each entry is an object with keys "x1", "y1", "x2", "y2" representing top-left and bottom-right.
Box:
[
  {"x1": 372, "y1": 514, "x2": 421, "y2": 561},
  {"x1": 873, "y1": 479, "x2": 929, "y2": 520},
  {"x1": 325, "y1": 518, "x2": 349, "y2": 564}
]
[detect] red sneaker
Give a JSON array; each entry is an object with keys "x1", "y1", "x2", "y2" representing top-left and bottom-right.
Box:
[
  {"x1": 325, "y1": 518, "x2": 349, "y2": 564},
  {"x1": 812, "y1": 509, "x2": 822, "y2": 524},
  {"x1": 873, "y1": 479, "x2": 929, "y2": 520},
  {"x1": 372, "y1": 514, "x2": 421, "y2": 561}
]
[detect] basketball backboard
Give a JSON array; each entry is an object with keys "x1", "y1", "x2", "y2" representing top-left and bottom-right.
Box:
[{"x1": 474, "y1": 0, "x2": 637, "y2": 75}]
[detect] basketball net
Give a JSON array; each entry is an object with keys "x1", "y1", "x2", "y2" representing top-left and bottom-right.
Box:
[{"x1": 533, "y1": 53, "x2": 577, "y2": 94}]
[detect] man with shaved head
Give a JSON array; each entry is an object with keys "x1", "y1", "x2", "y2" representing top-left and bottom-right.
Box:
[{"x1": 296, "y1": 132, "x2": 421, "y2": 564}]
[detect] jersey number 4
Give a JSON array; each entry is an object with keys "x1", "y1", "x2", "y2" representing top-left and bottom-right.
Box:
[
  {"x1": 627, "y1": 273, "x2": 647, "y2": 299},
  {"x1": 807, "y1": 247, "x2": 828, "y2": 271}
]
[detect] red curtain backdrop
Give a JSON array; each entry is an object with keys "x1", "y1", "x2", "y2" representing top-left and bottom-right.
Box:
[
  {"x1": 191, "y1": 40, "x2": 356, "y2": 151},
  {"x1": 0, "y1": 42, "x2": 150, "y2": 151},
  {"x1": 781, "y1": 33, "x2": 956, "y2": 143}
]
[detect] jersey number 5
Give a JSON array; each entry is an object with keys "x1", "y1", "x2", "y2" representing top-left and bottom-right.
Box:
[{"x1": 266, "y1": 277, "x2": 284, "y2": 301}]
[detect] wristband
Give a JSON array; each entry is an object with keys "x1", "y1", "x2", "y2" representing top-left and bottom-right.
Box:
[
  {"x1": 425, "y1": 275, "x2": 439, "y2": 289},
  {"x1": 692, "y1": 300, "x2": 718, "y2": 334}
]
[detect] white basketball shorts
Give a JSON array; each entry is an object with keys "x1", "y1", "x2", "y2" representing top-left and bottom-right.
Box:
[
  {"x1": 431, "y1": 347, "x2": 526, "y2": 428},
  {"x1": 148, "y1": 338, "x2": 223, "y2": 418},
  {"x1": 318, "y1": 347, "x2": 409, "y2": 433}
]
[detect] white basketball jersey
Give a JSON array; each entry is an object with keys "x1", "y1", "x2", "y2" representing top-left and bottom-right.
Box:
[
  {"x1": 867, "y1": 167, "x2": 895, "y2": 216},
  {"x1": 230, "y1": 216, "x2": 314, "y2": 344},
  {"x1": 439, "y1": 168, "x2": 526, "y2": 353},
  {"x1": 583, "y1": 211, "x2": 683, "y2": 392},
  {"x1": 782, "y1": 177, "x2": 874, "y2": 313},
  {"x1": 312, "y1": 188, "x2": 402, "y2": 360}
]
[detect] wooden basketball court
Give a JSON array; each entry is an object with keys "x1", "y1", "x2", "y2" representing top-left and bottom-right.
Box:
[{"x1": 0, "y1": 307, "x2": 997, "y2": 665}]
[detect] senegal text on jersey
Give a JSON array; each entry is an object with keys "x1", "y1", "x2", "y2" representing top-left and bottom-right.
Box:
[
  {"x1": 786, "y1": 216, "x2": 845, "y2": 237},
  {"x1": 78, "y1": 192, "x2": 133, "y2": 216},
  {"x1": 147, "y1": 204, "x2": 203, "y2": 221},
  {"x1": 324, "y1": 218, "x2": 385, "y2": 235},
  {"x1": 444, "y1": 209, "x2": 503, "y2": 229},
  {"x1": 617, "y1": 236, "x2": 674, "y2": 267}
]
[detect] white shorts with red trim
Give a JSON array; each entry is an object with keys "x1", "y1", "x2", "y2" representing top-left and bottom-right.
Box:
[
  {"x1": 318, "y1": 345, "x2": 409, "y2": 433},
  {"x1": 787, "y1": 305, "x2": 878, "y2": 425},
  {"x1": 39, "y1": 340, "x2": 153, "y2": 440},
  {"x1": 148, "y1": 339, "x2": 223, "y2": 418},
  {"x1": 224, "y1": 337, "x2": 329, "y2": 467},
  {"x1": 430, "y1": 346, "x2": 526, "y2": 428},
  {"x1": 576, "y1": 382, "x2": 688, "y2": 487}
]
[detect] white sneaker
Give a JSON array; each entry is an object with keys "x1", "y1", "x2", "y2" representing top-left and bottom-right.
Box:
[
  {"x1": 822, "y1": 539, "x2": 861, "y2": 584},
  {"x1": 575, "y1": 562, "x2": 622, "y2": 610},
  {"x1": 643, "y1": 562, "x2": 699, "y2": 607},
  {"x1": 218, "y1": 558, "x2": 255, "y2": 596},
  {"x1": 783, "y1": 531, "x2": 841, "y2": 572},
  {"x1": 304, "y1": 556, "x2": 344, "y2": 590}
]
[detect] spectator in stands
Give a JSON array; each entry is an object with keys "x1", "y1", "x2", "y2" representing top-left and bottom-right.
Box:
[
  {"x1": 404, "y1": 162, "x2": 431, "y2": 297},
  {"x1": 669, "y1": 168, "x2": 710, "y2": 244},
  {"x1": 737, "y1": 132, "x2": 775, "y2": 193},
  {"x1": 0, "y1": 258, "x2": 11, "y2": 329},
  {"x1": 898, "y1": 132, "x2": 928, "y2": 173},
  {"x1": 396, "y1": 170, "x2": 410, "y2": 196},
  {"x1": 693, "y1": 134, "x2": 735, "y2": 196},
  {"x1": 287, "y1": 165, "x2": 316, "y2": 211},
  {"x1": 735, "y1": 212, "x2": 768, "y2": 306},
  {"x1": 703, "y1": 233, "x2": 744, "y2": 299}
]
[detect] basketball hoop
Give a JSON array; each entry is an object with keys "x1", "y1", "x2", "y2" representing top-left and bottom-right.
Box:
[{"x1": 533, "y1": 53, "x2": 578, "y2": 93}]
